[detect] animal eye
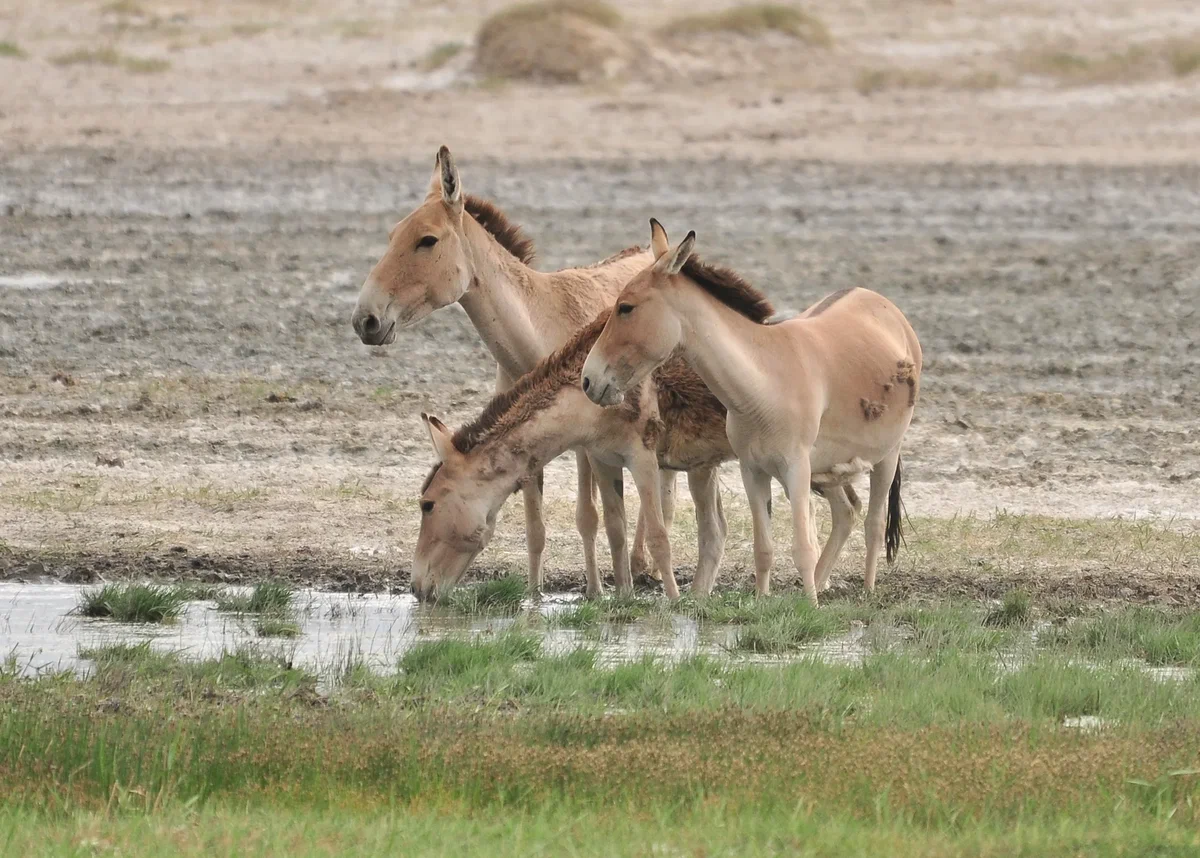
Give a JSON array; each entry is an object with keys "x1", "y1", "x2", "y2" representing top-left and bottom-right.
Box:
[
  {"x1": 618, "y1": 303, "x2": 634, "y2": 315},
  {"x1": 417, "y1": 235, "x2": 439, "y2": 249},
  {"x1": 421, "y1": 500, "x2": 435, "y2": 513}
]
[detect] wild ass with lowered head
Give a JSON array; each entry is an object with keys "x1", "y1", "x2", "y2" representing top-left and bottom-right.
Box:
[
  {"x1": 581, "y1": 221, "x2": 921, "y2": 605},
  {"x1": 411, "y1": 307, "x2": 733, "y2": 602},
  {"x1": 351, "y1": 146, "x2": 673, "y2": 591}
]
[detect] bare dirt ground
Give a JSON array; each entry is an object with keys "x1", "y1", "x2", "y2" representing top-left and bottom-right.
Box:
[{"x1": 1, "y1": 0, "x2": 1198, "y2": 602}]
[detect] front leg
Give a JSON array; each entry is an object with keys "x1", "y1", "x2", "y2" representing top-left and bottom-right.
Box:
[
  {"x1": 632, "y1": 469, "x2": 676, "y2": 582},
  {"x1": 495, "y1": 366, "x2": 547, "y2": 592},
  {"x1": 740, "y1": 464, "x2": 774, "y2": 597},
  {"x1": 783, "y1": 459, "x2": 819, "y2": 604},
  {"x1": 591, "y1": 459, "x2": 632, "y2": 595},
  {"x1": 575, "y1": 450, "x2": 601, "y2": 598},
  {"x1": 630, "y1": 452, "x2": 678, "y2": 600},
  {"x1": 688, "y1": 466, "x2": 727, "y2": 595}
]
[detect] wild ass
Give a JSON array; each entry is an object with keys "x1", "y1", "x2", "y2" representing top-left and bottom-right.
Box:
[
  {"x1": 411, "y1": 308, "x2": 733, "y2": 602},
  {"x1": 582, "y1": 221, "x2": 921, "y2": 604},
  {"x1": 351, "y1": 146, "x2": 672, "y2": 592}
]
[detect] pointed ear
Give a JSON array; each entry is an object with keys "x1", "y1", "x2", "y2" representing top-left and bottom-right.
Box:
[
  {"x1": 429, "y1": 146, "x2": 464, "y2": 216},
  {"x1": 654, "y1": 230, "x2": 696, "y2": 276},
  {"x1": 649, "y1": 218, "x2": 669, "y2": 259},
  {"x1": 421, "y1": 412, "x2": 460, "y2": 464}
]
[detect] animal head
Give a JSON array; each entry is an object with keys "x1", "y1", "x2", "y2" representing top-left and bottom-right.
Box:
[
  {"x1": 410, "y1": 412, "x2": 510, "y2": 602},
  {"x1": 351, "y1": 147, "x2": 474, "y2": 345},
  {"x1": 581, "y1": 219, "x2": 694, "y2": 406}
]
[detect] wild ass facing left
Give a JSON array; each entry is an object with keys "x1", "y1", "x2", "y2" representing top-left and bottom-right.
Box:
[
  {"x1": 351, "y1": 146, "x2": 662, "y2": 594},
  {"x1": 582, "y1": 221, "x2": 921, "y2": 605},
  {"x1": 412, "y1": 308, "x2": 734, "y2": 602}
]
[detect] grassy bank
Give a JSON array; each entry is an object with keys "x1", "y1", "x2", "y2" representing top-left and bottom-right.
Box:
[{"x1": 3, "y1": 598, "x2": 1200, "y2": 856}]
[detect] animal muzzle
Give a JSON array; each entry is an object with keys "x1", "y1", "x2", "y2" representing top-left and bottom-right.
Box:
[
  {"x1": 351, "y1": 305, "x2": 396, "y2": 346},
  {"x1": 581, "y1": 355, "x2": 625, "y2": 407}
]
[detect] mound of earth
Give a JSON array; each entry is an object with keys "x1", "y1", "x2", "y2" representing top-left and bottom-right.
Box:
[{"x1": 474, "y1": 1, "x2": 638, "y2": 84}]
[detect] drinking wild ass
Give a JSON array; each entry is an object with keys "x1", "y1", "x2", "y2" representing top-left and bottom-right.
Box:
[
  {"x1": 411, "y1": 307, "x2": 739, "y2": 602},
  {"x1": 582, "y1": 221, "x2": 921, "y2": 605},
  {"x1": 351, "y1": 146, "x2": 675, "y2": 591}
]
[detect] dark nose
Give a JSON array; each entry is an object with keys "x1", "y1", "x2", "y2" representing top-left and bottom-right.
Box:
[{"x1": 582, "y1": 376, "x2": 591, "y2": 392}]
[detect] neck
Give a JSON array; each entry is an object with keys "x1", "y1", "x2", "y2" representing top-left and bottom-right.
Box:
[
  {"x1": 669, "y1": 287, "x2": 776, "y2": 417},
  {"x1": 457, "y1": 216, "x2": 551, "y2": 380},
  {"x1": 472, "y1": 388, "x2": 598, "y2": 505}
]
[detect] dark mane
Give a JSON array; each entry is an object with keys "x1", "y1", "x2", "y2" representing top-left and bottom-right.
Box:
[
  {"x1": 464, "y1": 195, "x2": 536, "y2": 266},
  {"x1": 451, "y1": 309, "x2": 613, "y2": 454},
  {"x1": 680, "y1": 256, "x2": 774, "y2": 322},
  {"x1": 583, "y1": 245, "x2": 644, "y2": 268}
]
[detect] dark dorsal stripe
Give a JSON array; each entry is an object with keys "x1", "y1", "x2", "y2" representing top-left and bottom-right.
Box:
[
  {"x1": 808, "y1": 288, "x2": 855, "y2": 317},
  {"x1": 451, "y1": 309, "x2": 612, "y2": 454},
  {"x1": 464, "y1": 195, "x2": 536, "y2": 266},
  {"x1": 680, "y1": 256, "x2": 774, "y2": 322}
]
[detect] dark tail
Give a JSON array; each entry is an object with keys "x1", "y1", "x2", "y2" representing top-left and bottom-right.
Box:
[{"x1": 885, "y1": 455, "x2": 904, "y2": 565}]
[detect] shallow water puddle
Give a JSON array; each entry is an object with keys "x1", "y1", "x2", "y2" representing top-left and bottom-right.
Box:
[{"x1": 0, "y1": 584, "x2": 854, "y2": 681}]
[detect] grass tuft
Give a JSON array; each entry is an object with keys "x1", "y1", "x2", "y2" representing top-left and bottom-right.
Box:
[
  {"x1": 51, "y1": 47, "x2": 169, "y2": 73},
  {"x1": 734, "y1": 599, "x2": 839, "y2": 653},
  {"x1": 984, "y1": 590, "x2": 1032, "y2": 627},
  {"x1": 0, "y1": 41, "x2": 26, "y2": 59},
  {"x1": 422, "y1": 41, "x2": 464, "y2": 71},
  {"x1": 76, "y1": 584, "x2": 186, "y2": 623},
  {"x1": 215, "y1": 581, "x2": 294, "y2": 615},
  {"x1": 255, "y1": 614, "x2": 302, "y2": 638},
  {"x1": 1166, "y1": 39, "x2": 1200, "y2": 77},
  {"x1": 446, "y1": 575, "x2": 527, "y2": 614},
  {"x1": 664, "y1": 4, "x2": 831, "y2": 46},
  {"x1": 400, "y1": 630, "x2": 542, "y2": 677}
]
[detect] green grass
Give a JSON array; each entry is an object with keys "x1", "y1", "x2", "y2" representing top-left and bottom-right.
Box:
[
  {"x1": 664, "y1": 4, "x2": 831, "y2": 46},
  {"x1": 255, "y1": 614, "x2": 301, "y2": 638},
  {"x1": 733, "y1": 599, "x2": 840, "y2": 653},
  {"x1": 984, "y1": 589, "x2": 1033, "y2": 627},
  {"x1": 76, "y1": 583, "x2": 186, "y2": 623},
  {"x1": 421, "y1": 41, "x2": 463, "y2": 71},
  {"x1": 0, "y1": 41, "x2": 26, "y2": 59},
  {"x1": 1166, "y1": 39, "x2": 1200, "y2": 76},
  {"x1": 11, "y1": 597, "x2": 1200, "y2": 855},
  {"x1": 444, "y1": 574, "x2": 527, "y2": 614},
  {"x1": 51, "y1": 47, "x2": 169, "y2": 73},
  {"x1": 214, "y1": 581, "x2": 294, "y2": 614},
  {"x1": 1048, "y1": 607, "x2": 1200, "y2": 666}
]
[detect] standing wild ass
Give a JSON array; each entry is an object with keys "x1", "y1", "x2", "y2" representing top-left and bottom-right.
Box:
[
  {"x1": 411, "y1": 307, "x2": 734, "y2": 602},
  {"x1": 582, "y1": 221, "x2": 921, "y2": 605},
  {"x1": 352, "y1": 147, "x2": 676, "y2": 593}
]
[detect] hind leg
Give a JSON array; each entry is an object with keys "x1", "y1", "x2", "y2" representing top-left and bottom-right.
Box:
[
  {"x1": 593, "y1": 460, "x2": 631, "y2": 595},
  {"x1": 864, "y1": 448, "x2": 901, "y2": 592},
  {"x1": 575, "y1": 451, "x2": 602, "y2": 598},
  {"x1": 814, "y1": 486, "x2": 857, "y2": 592}
]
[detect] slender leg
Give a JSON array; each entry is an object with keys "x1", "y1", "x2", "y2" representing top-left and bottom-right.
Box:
[
  {"x1": 630, "y1": 453, "x2": 678, "y2": 600},
  {"x1": 633, "y1": 470, "x2": 677, "y2": 582},
  {"x1": 814, "y1": 485, "x2": 857, "y2": 592},
  {"x1": 740, "y1": 464, "x2": 775, "y2": 597},
  {"x1": 688, "y1": 466, "x2": 727, "y2": 595},
  {"x1": 574, "y1": 450, "x2": 601, "y2": 598},
  {"x1": 592, "y1": 460, "x2": 631, "y2": 595},
  {"x1": 521, "y1": 475, "x2": 547, "y2": 593},
  {"x1": 780, "y1": 457, "x2": 819, "y2": 604},
  {"x1": 631, "y1": 509, "x2": 651, "y2": 580},
  {"x1": 495, "y1": 366, "x2": 549, "y2": 592},
  {"x1": 864, "y1": 448, "x2": 901, "y2": 593}
]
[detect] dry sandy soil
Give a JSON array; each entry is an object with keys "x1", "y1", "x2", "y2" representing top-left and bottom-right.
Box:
[{"x1": 1, "y1": 0, "x2": 1198, "y2": 601}]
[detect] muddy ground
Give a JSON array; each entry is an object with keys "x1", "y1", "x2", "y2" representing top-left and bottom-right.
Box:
[{"x1": 2, "y1": 149, "x2": 1198, "y2": 603}]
